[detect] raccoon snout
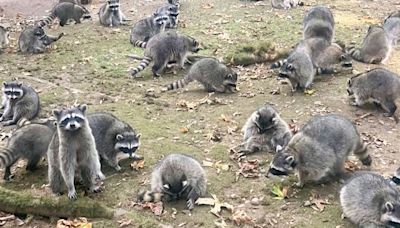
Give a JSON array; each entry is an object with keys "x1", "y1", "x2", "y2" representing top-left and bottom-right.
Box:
[
  {"x1": 268, "y1": 167, "x2": 288, "y2": 176},
  {"x1": 342, "y1": 62, "x2": 353, "y2": 68},
  {"x1": 192, "y1": 47, "x2": 201, "y2": 53},
  {"x1": 278, "y1": 72, "x2": 289, "y2": 78}
]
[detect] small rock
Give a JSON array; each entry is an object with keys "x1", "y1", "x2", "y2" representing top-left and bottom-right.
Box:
[{"x1": 250, "y1": 197, "x2": 260, "y2": 206}]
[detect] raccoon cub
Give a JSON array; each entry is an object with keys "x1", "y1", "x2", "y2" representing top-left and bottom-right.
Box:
[
  {"x1": 156, "y1": 3, "x2": 180, "y2": 28},
  {"x1": 130, "y1": 31, "x2": 200, "y2": 77},
  {"x1": 303, "y1": 6, "x2": 335, "y2": 43},
  {"x1": 139, "y1": 153, "x2": 207, "y2": 210},
  {"x1": 0, "y1": 26, "x2": 9, "y2": 49},
  {"x1": 99, "y1": 0, "x2": 126, "y2": 27},
  {"x1": 347, "y1": 68, "x2": 400, "y2": 122},
  {"x1": 166, "y1": 58, "x2": 237, "y2": 93},
  {"x1": 340, "y1": 173, "x2": 400, "y2": 227},
  {"x1": 37, "y1": 2, "x2": 91, "y2": 27},
  {"x1": 268, "y1": 114, "x2": 371, "y2": 188},
  {"x1": 129, "y1": 13, "x2": 168, "y2": 48},
  {"x1": 87, "y1": 112, "x2": 141, "y2": 171},
  {"x1": 0, "y1": 82, "x2": 40, "y2": 126},
  {"x1": 18, "y1": 26, "x2": 63, "y2": 54},
  {"x1": 314, "y1": 43, "x2": 353, "y2": 69},
  {"x1": 383, "y1": 17, "x2": 400, "y2": 46},
  {"x1": 47, "y1": 105, "x2": 105, "y2": 199},
  {"x1": 0, "y1": 122, "x2": 55, "y2": 180},
  {"x1": 392, "y1": 167, "x2": 400, "y2": 185},
  {"x1": 271, "y1": 0, "x2": 303, "y2": 10},
  {"x1": 347, "y1": 25, "x2": 391, "y2": 64},
  {"x1": 240, "y1": 104, "x2": 292, "y2": 154}
]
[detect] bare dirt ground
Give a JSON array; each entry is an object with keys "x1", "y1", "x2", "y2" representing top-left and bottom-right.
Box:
[{"x1": 0, "y1": 0, "x2": 400, "y2": 227}]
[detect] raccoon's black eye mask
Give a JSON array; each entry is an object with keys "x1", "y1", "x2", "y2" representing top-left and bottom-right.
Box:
[
  {"x1": 387, "y1": 221, "x2": 400, "y2": 228},
  {"x1": 392, "y1": 176, "x2": 400, "y2": 185}
]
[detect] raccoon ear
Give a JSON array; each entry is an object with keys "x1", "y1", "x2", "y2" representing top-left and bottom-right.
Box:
[
  {"x1": 163, "y1": 184, "x2": 170, "y2": 189},
  {"x1": 2, "y1": 82, "x2": 7, "y2": 86},
  {"x1": 52, "y1": 109, "x2": 61, "y2": 118},
  {"x1": 79, "y1": 104, "x2": 88, "y2": 114},
  {"x1": 254, "y1": 112, "x2": 260, "y2": 121},
  {"x1": 17, "y1": 82, "x2": 23, "y2": 87},
  {"x1": 226, "y1": 74, "x2": 233, "y2": 79},
  {"x1": 116, "y1": 134, "x2": 124, "y2": 141},
  {"x1": 285, "y1": 156, "x2": 295, "y2": 165},
  {"x1": 287, "y1": 64, "x2": 294, "y2": 70},
  {"x1": 182, "y1": 180, "x2": 188, "y2": 187},
  {"x1": 385, "y1": 202, "x2": 394, "y2": 212},
  {"x1": 136, "y1": 133, "x2": 141, "y2": 139}
]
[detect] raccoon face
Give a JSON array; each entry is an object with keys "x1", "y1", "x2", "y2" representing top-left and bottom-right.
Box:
[
  {"x1": 346, "y1": 78, "x2": 354, "y2": 96},
  {"x1": 268, "y1": 150, "x2": 297, "y2": 176},
  {"x1": 223, "y1": 71, "x2": 238, "y2": 92},
  {"x1": 279, "y1": 62, "x2": 296, "y2": 79},
  {"x1": 107, "y1": 0, "x2": 120, "y2": 10},
  {"x1": 53, "y1": 104, "x2": 87, "y2": 132},
  {"x1": 254, "y1": 106, "x2": 278, "y2": 133},
  {"x1": 162, "y1": 180, "x2": 188, "y2": 201},
  {"x1": 153, "y1": 13, "x2": 169, "y2": 26},
  {"x1": 340, "y1": 53, "x2": 353, "y2": 68},
  {"x1": 381, "y1": 202, "x2": 400, "y2": 226},
  {"x1": 187, "y1": 37, "x2": 200, "y2": 53},
  {"x1": 33, "y1": 27, "x2": 45, "y2": 37},
  {"x1": 3, "y1": 82, "x2": 24, "y2": 100},
  {"x1": 114, "y1": 133, "x2": 141, "y2": 157},
  {"x1": 167, "y1": 5, "x2": 179, "y2": 17}
]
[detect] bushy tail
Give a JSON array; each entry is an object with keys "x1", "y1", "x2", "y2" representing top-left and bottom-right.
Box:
[
  {"x1": 166, "y1": 75, "x2": 193, "y2": 91},
  {"x1": 348, "y1": 47, "x2": 362, "y2": 62},
  {"x1": 130, "y1": 56, "x2": 152, "y2": 77},
  {"x1": 37, "y1": 14, "x2": 56, "y2": 28},
  {"x1": 0, "y1": 147, "x2": 17, "y2": 169},
  {"x1": 270, "y1": 59, "x2": 287, "y2": 69},
  {"x1": 131, "y1": 40, "x2": 147, "y2": 49}
]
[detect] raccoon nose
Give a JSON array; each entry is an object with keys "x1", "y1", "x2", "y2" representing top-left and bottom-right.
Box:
[{"x1": 69, "y1": 123, "x2": 76, "y2": 129}]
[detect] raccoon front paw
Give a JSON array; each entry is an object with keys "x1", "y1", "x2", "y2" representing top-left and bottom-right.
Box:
[
  {"x1": 97, "y1": 172, "x2": 106, "y2": 181},
  {"x1": 187, "y1": 198, "x2": 195, "y2": 210},
  {"x1": 68, "y1": 190, "x2": 77, "y2": 200},
  {"x1": 361, "y1": 155, "x2": 372, "y2": 166},
  {"x1": 90, "y1": 185, "x2": 103, "y2": 193}
]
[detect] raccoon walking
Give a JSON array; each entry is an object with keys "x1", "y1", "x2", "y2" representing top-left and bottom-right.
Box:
[
  {"x1": 268, "y1": 114, "x2": 371, "y2": 187},
  {"x1": 37, "y1": 2, "x2": 91, "y2": 27},
  {"x1": 340, "y1": 173, "x2": 400, "y2": 227},
  {"x1": 303, "y1": 6, "x2": 335, "y2": 43},
  {"x1": 0, "y1": 122, "x2": 55, "y2": 180},
  {"x1": 99, "y1": 0, "x2": 126, "y2": 27},
  {"x1": 138, "y1": 153, "x2": 207, "y2": 210},
  {"x1": 347, "y1": 26, "x2": 392, "y2": 64},
  {"x1": 271, "y1": 0, "x2": 303, "y2": 10},
  {"x1": 0, "y1": 82, "x2": 40, "y2": 126},
  {"x1": 129, "y1": 13, "x2": 168, "y2": 48},
  {"x1": 347, "y1": 68, "x2": 400, "y2": 122},
  {"x1": 47, "y1": 105, "x2": 105, "y2": 199},
  {"x1": 166, "y1": 58, "x2": 237, "y2": 93},
  {"x1": 18, "y1": 26, "x2": 63, "y2": 54},
  {"x1": 155, "y1": 3, "x2": 180, "y2": 28},
  {"x1": 130, "y1": 31, "x2": 200, "y2": 77},
  {"x1": 240, "y1": 104, "x2": 292, "y2": 154},
  {"x1": 87, "y1": 112, "x2": 141, "y2": 171},
  {"x1": 0, "y1": 26, "x2": 9, "y2": 49}
]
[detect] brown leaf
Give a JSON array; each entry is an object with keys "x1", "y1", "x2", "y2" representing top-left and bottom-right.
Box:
[
  {"x1": 118, "y1": 219, "x2": 132, "y2": 228},
  {"x1": 345, "y1": 160, "x2": 361, "y2": 172},
  {"x1": 56, "y1": 218, "x2": 92, "y2": 228},
  {"x1": 136, "y1": 202, "x2": 164, "y2": 216},
  {"x1": 130, "y1": 160, "x2": 145, "y2": 171},
  {"x1": 232, "y1": 210, "x2": 254, "y2": 226},
  {"x1": 180, "y1": 127, "x2": 189, "y2": 133},
  {"x1": 236, "y1": 160, "x2": 260, "y2": 180},
  {"x1": 304, "y1": 194, "x2": 331, "y2": 212}
]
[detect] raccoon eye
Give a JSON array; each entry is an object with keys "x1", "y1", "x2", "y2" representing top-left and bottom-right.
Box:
[
  {"x1": 227, "y1": 74, "x2": 232, "y2": 79},
  {"x1": 60, "y1": 118, "x2": 70, "y2": 127}
]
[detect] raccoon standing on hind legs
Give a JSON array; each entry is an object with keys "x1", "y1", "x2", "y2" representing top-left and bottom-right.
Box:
[
  {"x1": 99, "y1": 0, "x2": 127, "y2": 27},
  {"x1": 47, "y1": 105, "x2": 105, "y2": 199},
  {"x1": 303, "y1": 6, "x2": 335, "y2": 43},
  {"x1": 166, "y1": 58, "x2": 237, "y2": 93}
]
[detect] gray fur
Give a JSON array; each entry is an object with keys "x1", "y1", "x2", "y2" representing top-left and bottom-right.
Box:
[
  {"x1": 303, "y1": 6, "x2": 335, "y2": 43},
  {"x1": 347, "y1": 68, "x2": 400, "y2": 122},
  {"x1": 340, "y1": 173, "x2": 400, "y2": 227},
  {"x1": 385, "y1": 11, "x2": 400, "y2": 23},
  {"x1": 166, "y1": 58, "x2": 237, "y2": 93},
  {"x1": 0, "y1": 122, "x2": 55, "y2": 180},
  {"x1": 18, "y1": 26, "x2": 63, "y2": 54},
  {"x1": 149, "y1": 153, "x2": 207, "y2": 210},
  {"x1": 99, "y1": 0, "x2": 126, "y2": 27},
  {"x1": 240, "y1": 104, "x2": 292, "y2": 154},
  {"x1": 347, "y1": 25, "x2": 391, "y2": 64},
  {"x1": 0, "y1": 26, "x2": 9, "y2": 49},
  {"x1": 271, "y1": 0, "x2": 303, "y2": 10},
  {"x1": 37, "y1": 2, "x2": 91, "y2": 27},
  {"x1": 268, "y1": 114, "x2": 371, "y2": 187},
  {"x1": 87, "y1": 112, "x2": 141, "y2": 171},
  {"x1": 129, "y1": 13, "x2": 168, "y2": 48},
  {"x1": 130, "y1": 31, "x2": 200, "y2": 77},
  {"x1": 47, "y1": 105, "x2": 105, "y2": 199},
  {"x1": 155, "y1": 3, "x2": 179, "y2": 28},
  {"x1": 314, "y1": 42, "x2": 353, "y2": 69},
  {"x1": 0, "y1": 82, "x2": 40, "y2": 126},
  {"x1": 383, "y1": 17, "x2": 400, "y2": 46}
]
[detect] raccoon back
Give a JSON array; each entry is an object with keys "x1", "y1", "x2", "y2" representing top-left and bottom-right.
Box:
[{"x1": 303, "y1": 6, "x2": 334, "y2": 42}]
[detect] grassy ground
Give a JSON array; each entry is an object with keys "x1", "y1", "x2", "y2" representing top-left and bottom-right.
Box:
[{"x1": 1, "y1": 0, "x2": 400, "y2": 227}]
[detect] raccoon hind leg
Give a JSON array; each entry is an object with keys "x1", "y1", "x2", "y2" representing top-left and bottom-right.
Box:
[
  {"x1": 353, "y1": 141, "x2": 371, "y2": 166},
  {"x1": 186, "y1": 186, "x2": 200, "y2": 210},
  {"x1": 80, "y1": 166, "x2": 102, "y2": 193},
  {"x1": 381, "y1": 98, "x2": 397, "y2": 118},
  {"x1": 152, "y1": 57, "x2": 168, "y2": 77},
  {"x1": 49, "y1": 166, "x2": 64, "y2": 195}
]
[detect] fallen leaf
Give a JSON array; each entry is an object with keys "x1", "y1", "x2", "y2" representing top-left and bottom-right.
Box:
[
  {"x1": 215, "y1": 161, "x2": 230, "y2": 171},
  {"x1": 180, "y1": 127, "x2": 189, "y2": 133},
  {"x1": 271, "y1": 184, "x2": 288, "y2": 200},
  {"x1": 345, "y1": 160, "x2": 360, "y2": 172},
  {"x1": 202, "y1": 160, "x2": 214, "y2": 167},
  {"x1": 236, "y1": 160, "x2": 260, "y2": 180},
  {"x1": 195, "y1": 194, "x2": 233, "y2": 217},
  {"x1": 56, "y1": 218, "x2": 92, "y2": 228},
  {"x1": 135, "y1": 202, "x2": 164, "y2": 216},
  {"x1": 304, "y1": 193, "x2": 331, "y2": 212},
  {"x1": 232, "y1": 210, "x2": 254, "y2": 226},
  {"x1": 130, "y1": 160, "x2": 145, "y2": 171},
  {"x1": 214, "y1": 219, "x2": 228, "y2": 228},
  {"x1": 304, "y1": 89, "x2": 315, "y2": 95}
]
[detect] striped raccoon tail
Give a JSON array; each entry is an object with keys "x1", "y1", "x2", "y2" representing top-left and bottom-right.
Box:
[
  {"x1": 347, "y1": 47, "x2": 362, "y2": 62},
  {"x1": 0, "y1": 147, "x2": 18, "y2": 169},
  {"x1": 270, "y1": 59, "x2": 287, "y2": 69},
  {"x1": 37, "y1": 14, "x2": 56, "y2": 28},
  {"x1": 130, "y1": 56, "x2": 152, "y2": 77},
  {"x1": 131, "y1": 39, "x2": 147, "y2": 49},
  {"x1": 166, "y1": 75, "x2": 193, "y2": 91}
]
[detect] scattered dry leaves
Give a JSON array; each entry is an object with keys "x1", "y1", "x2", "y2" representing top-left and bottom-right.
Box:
[
  {"x1": 135, "y1": 202, "x2": 164, "y2": 216},
  {"x1": 345, "y1": 160, "x2": 361, "y2": 172},
  {"x1": 130, "y1": 160, "x2": 145, "y2": 171},
  {"x1": 56, "y1": 217, "x2": 91, "y2": 228},
  {"x1": 196, "y1": 194, "x2": 234, "y2": 217},
  {"x1": 303, "y1": 193, "x2": 331, "y2": 212},
  {"x1": 232, "y1": 210, "x2": 254, "y2": 226},
  {"x1": 236, "y1": 159, "x2": 260, "y2": 181}
]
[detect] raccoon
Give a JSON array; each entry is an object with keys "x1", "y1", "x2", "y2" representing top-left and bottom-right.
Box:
[
  {"x1": 347, "y1": 68, "x2": 400, "y2": 122},
  {"x1": 166, "y1": 58, "x2": 237, "y2": 93},
  {"x1": 168, "y1": 0, "x2": 180, "y2": 6},
  {"x1": 314, "y1": 42, "x2": 353, "y2": 69},
  {"x1": 271, "y1": 0, "x2": 304, "y2": 10},
  {"x1": 0, "y1": 82, "x2": 40, "y2": 126},
  {"x1": 385, "y1": 11, "x2": 400, "y2": 22},
  {"x1": 340, "y1": 172, "x2": 400, "y2": 227},
  {"x1": 129, "y1": 13, "x2": 168, "y2": 48},
  {"x1": 392, "y1": 167, "x2": 400, "y2": 185},
  {"x1": 155, "y1": 3, "x2": 180, "y2": 28},
  {"x1": 99, "y1": 0, "x2": 126, "y2": 27},
  {"x1": 47, "y1": 105, "x2": 105, "y2": 199},
  {"x1": 303, "y1": 6, "x2": 335, "y2": 43},
  {"x1": 0, "y1": 122, "x2": 55, "y2": 180},
  {"x1": 37, "y1": 2, "x2": 91, "y2": 27},
  {"x1": 268, "y1": 114, "x2": 371, "y2": 188},
  {"x1": 347, "y1": 25, "x2": 391, "y2": 64},
  {"x1": 87, "y1": 112, "x2": 141, "y2": 171},
  {"x1": 18, "y1": 26, "x2": 63, "y2": 54},
  {"x1": 130, "y1": 31, "x2": 200, "y2": 77},
  {"x1": 240, "y1": 104, "x2": 293, "y2": 154},
  {"x1": 0, "y1": 26, "x2": 9, "y2": 49},
  {"x1": 141, "y1": 153, "x2": 207, "y2": 210},
  {"x1": 383, "y1": 17, "x2": 400, "y2": 46}
]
